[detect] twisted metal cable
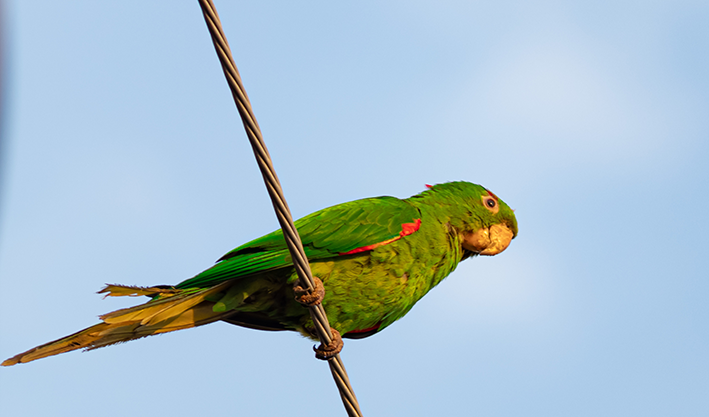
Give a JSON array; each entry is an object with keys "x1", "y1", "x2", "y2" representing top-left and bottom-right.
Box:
[{"x1": 197, "y1": 1, "x2": 363, "y2": 416}]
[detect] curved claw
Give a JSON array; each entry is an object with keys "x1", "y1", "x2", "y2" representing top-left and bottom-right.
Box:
[
  {"x1": 293, "y1": 276, "x2": 325, "y2": 306},
  {"x1": 314, "y1": 328, "x2": 343, "y2": 360}
]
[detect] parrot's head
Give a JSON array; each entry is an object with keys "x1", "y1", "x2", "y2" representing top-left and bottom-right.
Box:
[{"x1": 421, "y1": 182, "x2": 518, "y2": 257}]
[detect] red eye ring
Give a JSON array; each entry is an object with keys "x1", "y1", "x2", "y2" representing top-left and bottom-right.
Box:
[{"x1": 481, "y1": 192, "x2": 500, "y2": 214}]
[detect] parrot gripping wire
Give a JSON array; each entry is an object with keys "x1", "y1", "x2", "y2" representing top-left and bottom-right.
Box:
[{"x1": 197, "y1": 2, "x2": 364, "y2": 416}]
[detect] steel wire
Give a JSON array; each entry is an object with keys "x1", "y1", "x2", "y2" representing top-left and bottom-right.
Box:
[{"x1": 197, "y1": 2, "x2": 364, "y2": 416}]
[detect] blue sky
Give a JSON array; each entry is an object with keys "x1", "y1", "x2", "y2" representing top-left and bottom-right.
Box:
[{"x1": 1, "y1": 1, "x2": 708, "y2": 416}]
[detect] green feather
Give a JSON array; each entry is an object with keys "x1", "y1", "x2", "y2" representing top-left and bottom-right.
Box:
[{"x1": 2, "y1": 181, "x2": 517, "y2": 366}]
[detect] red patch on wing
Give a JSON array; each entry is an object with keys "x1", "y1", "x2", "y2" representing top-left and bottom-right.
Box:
[
  {"x1": 346, "y1": 323, "x2": 381, "y2": 334},
  {"x1": 339, "y1": 218, "x2": 422, "y2": 255},
  {"x1": 401, "y1": 218, "x2": 421, "y2": 235}
]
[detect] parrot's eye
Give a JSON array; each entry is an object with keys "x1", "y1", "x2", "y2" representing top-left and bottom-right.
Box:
[{"x1": 481, "y1": 195, "x2": 499, "y2": 214}]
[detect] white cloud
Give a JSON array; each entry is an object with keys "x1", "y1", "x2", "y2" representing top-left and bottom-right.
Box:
[{"x1": 458, "y1": 37, "x2": 673, "y2": 165}]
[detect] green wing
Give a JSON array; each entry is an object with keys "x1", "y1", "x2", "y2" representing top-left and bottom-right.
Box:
[{"x1": 176, "y1": 196, "x2": 421, "y2": 289}]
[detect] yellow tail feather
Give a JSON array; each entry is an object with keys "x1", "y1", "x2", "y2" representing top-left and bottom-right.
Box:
[
  {"x1": 1, "y1": 283, "x2": 233, "y2": 366},
  {"x1": 98, "y1": 284, "x2": 182, "y2": 298}
]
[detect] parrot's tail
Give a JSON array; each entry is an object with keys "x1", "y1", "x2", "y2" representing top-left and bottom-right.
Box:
[{"x1": 1, "y1": 282, "x2": 233, "y2": 366}]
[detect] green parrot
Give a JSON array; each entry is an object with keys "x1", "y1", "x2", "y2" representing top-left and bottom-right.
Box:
[{"x1": 2, "y1": 181, "x2": 517, "y2": 366}]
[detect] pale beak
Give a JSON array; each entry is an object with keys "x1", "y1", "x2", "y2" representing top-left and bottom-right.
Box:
[{"x1": 462, "y1": 223, "x2": 514, "y2": 256}]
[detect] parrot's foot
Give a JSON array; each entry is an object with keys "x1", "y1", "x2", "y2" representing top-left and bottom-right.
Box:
[
  {"x1": 293, "y1": 276, "x2": 325, "y2": 306},
  {"x1": 314, "y1": 328, "x2": 343, "y2": 360}
]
